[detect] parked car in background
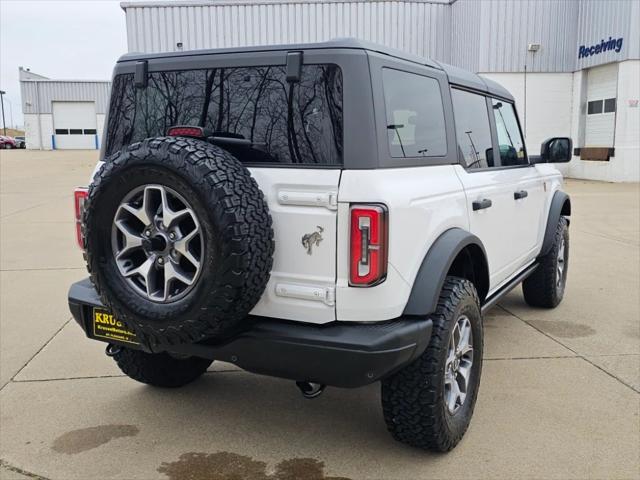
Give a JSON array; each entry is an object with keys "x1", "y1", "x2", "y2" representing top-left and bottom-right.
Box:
[
  {"x1": 14, "y1": 136, "x2": 26, "y2": 149},
  {"x1": 0, "y1": 136, "x2": 17, "y2": 149}
]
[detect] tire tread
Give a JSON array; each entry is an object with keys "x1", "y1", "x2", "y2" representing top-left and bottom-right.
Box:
[
  {"x1": 522, "y1": 217, "x2": 568, "y2": 308},
  {"x1": 381, "y1": 277, "x2": 483, "y2": 452},
  {"x1": 83, "y1": 137, "x2": 274, "y2": 347}
]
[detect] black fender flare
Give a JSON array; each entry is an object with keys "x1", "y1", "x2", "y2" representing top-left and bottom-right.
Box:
[
  {"x1": 540, "y1": 190, "x2": 571, "y2": 257},
  {"x1": 402, "y1": 228, "x2": 489, "y2": 317}
]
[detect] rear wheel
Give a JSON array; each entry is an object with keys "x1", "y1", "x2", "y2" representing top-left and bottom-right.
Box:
[
  {"x1": 523, "y1": 217, "x2": 569, "y2": 308},
  {"x1": 112, "y1": 346, "x2": 213, "y2": 388},
  {"x1": 381, "y1": 277, "x2": 483, "y2": 452}
]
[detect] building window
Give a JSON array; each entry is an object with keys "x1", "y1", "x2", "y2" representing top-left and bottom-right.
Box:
[
  {"x1": 382, "y1": 68, "x2": 447, "y2": 158},
  {"x1": 604, "y1": 98, "x2": 616, "y2": 113},
  {"x1": 451, "y1": 89, "x2": 494, "y2": 169},
  {"x1": 69, "y1": 129, "x2": 83, "y2": 135},
  {"x1": 587, "y1": 100, "x2": 603, "y2": 115},
  {"x1": 55, "y1": 129, "x2": 69, "y2": 135},
  {"x1": 84, "y1": 129, "x2": 97, "y2": 134}
]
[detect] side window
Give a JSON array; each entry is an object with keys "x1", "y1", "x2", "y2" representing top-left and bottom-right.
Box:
[
  {"x1": 382, "y1": 68, "x2": 447, "y2": 158},
  {"x1": 451, "y1": 88, "x2": 495, "y2": 169},
  {"x1": 491, "y1": 99, "x2": 528, "y2": 166}
]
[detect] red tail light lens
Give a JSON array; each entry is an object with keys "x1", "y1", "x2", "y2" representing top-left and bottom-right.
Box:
[
  {"x1": 166, "y1": 126, "x2": 205, "y2": 137},
  {"x1": 349, "y1": 204, "x2": 388, "y2": 286},
  {"x1": 74, "y1": 187, "x2": 89, "y2": 249}
]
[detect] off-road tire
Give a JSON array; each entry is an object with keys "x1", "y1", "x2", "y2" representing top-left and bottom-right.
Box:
[
  {"x1": 381, "y1": 277, "x2": 483, "y2": 452},
  {"x1": 113, "y1": 347, "x2": 213, "y2": 388},
  {"x1": 522, "y1": 217, "x2": 569, "y2": 308},
  {"x1": 83, "y1": 137, "x2": 274, "y2": 348}
]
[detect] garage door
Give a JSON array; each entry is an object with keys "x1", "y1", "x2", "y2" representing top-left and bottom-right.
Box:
[
  {"x1": 52, "y1": 102, "x2": 97, "y2": 150},
  {"x1": 585, "y1": 63, "x2": 618, "y2": 147}
]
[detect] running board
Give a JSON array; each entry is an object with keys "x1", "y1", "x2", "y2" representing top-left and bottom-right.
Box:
[{"x1": 481, "y1": 263, "x2": 538, "y2": 315}]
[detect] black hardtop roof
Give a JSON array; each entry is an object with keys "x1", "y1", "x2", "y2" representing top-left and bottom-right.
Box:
[{"x1": 119, "y1": 37, "x2": 513, "y2": 101}]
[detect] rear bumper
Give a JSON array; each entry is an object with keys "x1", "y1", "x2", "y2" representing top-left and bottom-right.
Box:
[{"x1": 68, "y1": 278, "x2": 432, "y2": 388}]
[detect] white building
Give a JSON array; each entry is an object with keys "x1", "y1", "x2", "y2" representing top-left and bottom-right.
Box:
[
  {"x1": 119, "y1": 0, "x2": 639, "y2": 182},
  {"x1": 21, "y1": 0, "x2": 639, "y2": 181},
  {"x1": 19, "y1": 67, "x2": 110, "y2": 150}
]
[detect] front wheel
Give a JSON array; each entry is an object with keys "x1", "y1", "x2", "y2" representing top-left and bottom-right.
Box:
[
  {"x1": 381, "y1": 277, "x2": 483, "y2": 452},
  {"x1": 112, "y1": 347, "x2": 213, "y2": 388},
  {"x1": 523, "y1": 216, "x2": 569, "y2": 308}
]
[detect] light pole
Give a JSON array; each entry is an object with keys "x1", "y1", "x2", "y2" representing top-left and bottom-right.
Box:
[
  {"x1": 524, "y1": 43, "x2": 540, "y2": 139},
  {"x1": 0, "y1": 90, "x2": 6, "y2": 135}
]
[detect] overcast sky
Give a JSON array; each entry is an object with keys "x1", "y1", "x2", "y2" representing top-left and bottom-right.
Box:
[{"x1": 0, "y1": 0, "x2": 128, "y2": 128}]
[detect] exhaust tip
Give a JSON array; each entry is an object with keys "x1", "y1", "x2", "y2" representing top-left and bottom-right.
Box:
[
  {"x1": 296, "y1": 381, "x2": 326, "y2": 399},
  {"x1": 105, "y1": 344, "x2": 122, "y2": 357}
]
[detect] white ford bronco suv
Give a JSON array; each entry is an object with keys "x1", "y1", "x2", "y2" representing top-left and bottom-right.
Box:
[{"x1": 69, "y1": 39, "x2": 572, "y2": 452}]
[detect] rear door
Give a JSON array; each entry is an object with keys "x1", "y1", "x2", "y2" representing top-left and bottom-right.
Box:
[{"x1": 248, "y1": 168, "x2": 340, "y2": 323}]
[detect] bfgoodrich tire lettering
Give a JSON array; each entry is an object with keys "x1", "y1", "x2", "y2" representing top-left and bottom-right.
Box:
[
  {"x1": 381, "y1": 277, "x2": 483, "y2": 452},
  {"x1": 83, "y1": 137, "x2": 274, "y2": 348}
]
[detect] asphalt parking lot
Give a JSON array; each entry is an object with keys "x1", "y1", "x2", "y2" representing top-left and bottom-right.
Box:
[{"x1": 0, "y1": 149, "x2": 638, "y2": 480}]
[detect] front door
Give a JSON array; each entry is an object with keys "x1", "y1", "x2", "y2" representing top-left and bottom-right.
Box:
[
  {"x1": 489, "y1": 98, "x2": 545, "y2": 267},
  {"x1": 451, "y1": 88, "x2": 541, "y2": 292}
]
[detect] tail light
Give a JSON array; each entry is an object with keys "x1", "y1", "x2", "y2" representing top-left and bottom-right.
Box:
[
  {"x1": 349, "y1": 204, "x2": 388, "y2": 286},
  {"x1": 74, "y1": 187, "x2": 89, "y2": 249},
  {"x1": 167, "y1": 126, "x2": 206, "y2": 138}
]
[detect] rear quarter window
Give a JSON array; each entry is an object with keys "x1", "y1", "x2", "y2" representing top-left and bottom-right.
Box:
[
  {"x1": 105, "y1": 64, "x2": 343, "y2": 166},
  {"x1": 381, "y1": 68, "x2": 447, "y2": 158}
]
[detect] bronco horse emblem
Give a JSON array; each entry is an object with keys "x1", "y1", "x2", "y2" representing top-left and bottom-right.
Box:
[{"x1": 302, "y1": 226, "x2": 324, "y2": 255}]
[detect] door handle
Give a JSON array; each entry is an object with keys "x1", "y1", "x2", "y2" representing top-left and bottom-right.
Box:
[
  {"x1": 514, "y1": 190, "x2": 528, "y2": 200},
  {"x1": 472, "y1": 198, "x2": 492, "y2": 211}
]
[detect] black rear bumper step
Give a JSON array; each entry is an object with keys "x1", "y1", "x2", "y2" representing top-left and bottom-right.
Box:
[{"x1": 68, "y1": 279, "x2": 432, "y2": 388}]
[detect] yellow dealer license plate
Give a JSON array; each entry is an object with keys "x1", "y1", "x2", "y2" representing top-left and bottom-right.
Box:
[{"x1": 92, "y1": 308, "x2": 140, "y2": 346}]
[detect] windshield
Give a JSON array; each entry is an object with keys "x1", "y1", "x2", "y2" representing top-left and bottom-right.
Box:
[{"x1": 105, "y1": 64, "x2": 343, "y2": 166}]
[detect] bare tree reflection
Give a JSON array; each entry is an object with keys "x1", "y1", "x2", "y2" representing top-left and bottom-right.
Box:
[{"x1": 105, "y1": 64, "x2": 343, "y2": 165}]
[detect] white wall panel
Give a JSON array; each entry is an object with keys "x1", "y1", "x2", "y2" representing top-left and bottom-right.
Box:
[
  {"x1": 612, "y1": 60, "x2": 640, "y2": 181},
  {"x1": 97, "y1": 114, "x2": 107, "y2": 150},
  {"x1": 576, "y1": 0, "x2": 639, "y2": 70},
  {"x1": 21, "y1": 81, "x2": 110, "y2": 115},
  {"x1": 23, "y1": 114, "x2": 42, "y2": 150},
  {"x1": 40, "y1": 115, "x2": 54, "y2": 150},
  {"x1": 452, "y1": 0, "x2": 580, "y2": 73},
  {"x1": 122, "y1": 0, "x2": 639, "y2": 73},
  {"x1": 479, "y1": 72, "x2": 574, "y2": 156},
  {"x1": 123, "y1": 1, "x2": 452, "y2": 62}
]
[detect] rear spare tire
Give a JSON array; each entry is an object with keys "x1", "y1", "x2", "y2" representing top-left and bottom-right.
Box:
[{"x1": 83, "y1": 137, "x2": 274, "y2": 348}]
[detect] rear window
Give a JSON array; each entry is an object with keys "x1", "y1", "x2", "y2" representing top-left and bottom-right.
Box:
[{"x1": 105, "y1": 64, "x2": 343, "y2": 165}]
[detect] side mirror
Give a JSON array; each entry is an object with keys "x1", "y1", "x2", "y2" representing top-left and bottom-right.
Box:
[{"x1": 540, "y1": 137, "x2": 572, "y2": 163}]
